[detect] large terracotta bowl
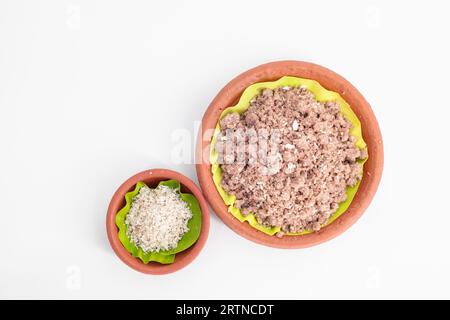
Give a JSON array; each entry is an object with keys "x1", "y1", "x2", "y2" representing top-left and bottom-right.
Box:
[
  {"x1": 196, "y1": 60, "x2": 383, "y2": 249},
  {"x1": 106, "y1": 169, "x2": 210, "y2": 274}
]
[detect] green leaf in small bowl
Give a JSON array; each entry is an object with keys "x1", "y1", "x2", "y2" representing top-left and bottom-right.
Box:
[{"x1": 115, "y1": 180, "x2": 202, "y2": 264}]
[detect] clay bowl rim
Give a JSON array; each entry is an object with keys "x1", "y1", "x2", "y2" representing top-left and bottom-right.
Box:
[
  {"x1": 106, "y1": 168, "x2": 210, "y2": 275},
  {"x1": 196, "y1": 60, "x2": 383, "y2": 249}
]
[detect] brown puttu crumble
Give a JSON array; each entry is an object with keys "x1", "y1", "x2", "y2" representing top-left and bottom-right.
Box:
[{"x1": 215, "y1": 86, "x2": 367, "y2": 235}]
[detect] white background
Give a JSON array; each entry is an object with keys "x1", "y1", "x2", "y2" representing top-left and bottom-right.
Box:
[{"x1": 1, "y1": 0, "x2": 449, "y2": 300}]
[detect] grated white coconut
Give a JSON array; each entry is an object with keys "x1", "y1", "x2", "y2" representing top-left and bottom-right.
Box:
[{"x1": 125, "y1": 184, "x2": 192, "y2": 253}]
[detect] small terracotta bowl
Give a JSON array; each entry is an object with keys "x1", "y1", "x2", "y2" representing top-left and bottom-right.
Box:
[
  {"x1": 196, "y1": 60, "x2": 383, "y2": 249},
  {"x1": 106, "y1": 169, "x2": 210, "y2": 274}
]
